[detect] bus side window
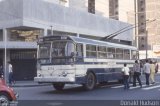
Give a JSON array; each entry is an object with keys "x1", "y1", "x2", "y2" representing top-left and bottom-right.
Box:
[
  {"x1": 86, "y1": 45, "x2": 97, "y2": 58},
  {"x1": 132, "y1": 50, "x2": 137, "y2": 59},
  {"x1": 76, "y1": 44, "x2": 84, "y2": 62},
  {"x1": 76, "y1": 44, "x2": 83, "y2": 57},
  {"x1": 124, "y1": 49, "x2": 130, "y2": 59},
  {"x1": 116, "y1": 48, "x2": 123, "y2": 59},
  {"x1": 107, "y1": 48, "x2": 115, "y2": 59},
  {"x1": 65, "y1": 42, "x2": 75, "y2": 56}
]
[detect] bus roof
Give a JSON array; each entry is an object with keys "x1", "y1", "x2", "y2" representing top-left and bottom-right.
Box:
[
  {"x1": 40, "y1": 35, "x2": 137, "y2": 50},
  {"x1": 70, "y1": 36, "x2": 137, "y2": 50}
]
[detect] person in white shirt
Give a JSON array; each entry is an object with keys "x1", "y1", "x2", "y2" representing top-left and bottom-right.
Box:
[
  {"x1": 8, "y1": 61, "x2": 14, "y2": 85},
  {"x1": 122, "y1": 63, "x2": 130, "y2": 90},
  {"x1": 143, "y1": 59, "x2": 151, "y2": 85}
]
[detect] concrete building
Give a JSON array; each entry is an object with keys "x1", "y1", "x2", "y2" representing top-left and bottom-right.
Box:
[
  {"x1": 125, "y1": 0, "x2": 160, "y2": 59},
  {"x1": 0, "y1": 0, "x2": 133, "y2": 81},
  {"x1": 144, "y1": 0, "x2": 160, "y2": 59},
  {"x1": 107, "y1": 0, "x2": 160, "y2": 59}
]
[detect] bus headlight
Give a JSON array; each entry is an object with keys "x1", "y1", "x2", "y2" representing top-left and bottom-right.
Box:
[
  {"x1": 38, "y1": 73, "x2": 42, "y2": 77},
  {"x1": 62, "y1": 71, "x2": 67, "y2": 77}
]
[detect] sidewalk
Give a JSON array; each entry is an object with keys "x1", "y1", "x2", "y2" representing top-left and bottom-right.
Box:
[{"x1": 10, "y1": 81, "x2": 51, "y2": 87}]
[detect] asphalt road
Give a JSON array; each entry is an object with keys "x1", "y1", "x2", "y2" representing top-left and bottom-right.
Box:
[{"x1": 14, "y1": 75, "x2": 160, "y2": 106}]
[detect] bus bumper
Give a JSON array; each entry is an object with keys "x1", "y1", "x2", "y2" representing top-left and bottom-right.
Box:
[{"x1": 34, "y1": 77, "x2": 75, "y2": 83}]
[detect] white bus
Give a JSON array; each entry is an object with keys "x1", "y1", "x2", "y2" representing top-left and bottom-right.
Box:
[{"x1": 34, "y1": 35, "x2": 137, "y2": 90}]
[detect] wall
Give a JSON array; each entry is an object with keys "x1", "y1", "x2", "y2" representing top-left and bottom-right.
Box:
[
  {"x1": 0, "y1": 0, "x2": 133, "y2": 41},
  {"x1": 95, "y1": 0, "x2": 109, "y2": 18},
  {"x1": 69, "y1": 0, "x2": 88, "y2": 12}
]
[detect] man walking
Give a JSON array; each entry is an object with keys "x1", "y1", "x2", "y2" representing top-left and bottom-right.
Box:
[
  {"x1": 133, "y1": 60, "x2": 142, "y2": 87},
  {"x1": 122, "y1": 63, "x2": 130, "y2": 90},
  {"x1": 143, "y1": 59, "x2": 151, "y2": 86}
]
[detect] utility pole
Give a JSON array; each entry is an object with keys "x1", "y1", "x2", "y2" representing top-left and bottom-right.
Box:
[
  {"x1": 3, "y1": 28, "x2": 7, "y2": 83},
  {"x1": 146, "y1": 30, "x2": 148, "y2": 59},
  {"x1": 51, "y1": 26, "x2": 53, "y2": 35},
  {"x1": 134, "y1": 0, "x2": 139, "y2": 59}
]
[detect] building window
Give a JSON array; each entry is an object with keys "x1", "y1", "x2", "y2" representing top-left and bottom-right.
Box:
[
  {"x1": 88, "y1": 0, "x2": 95, "y2": 14},
  {"x1": 115, "y1": 4, "x2": 118, "y2": 8},
  {"x1": 115, "y1": 11, "x2": 118, "y2": 15},
  {"x1": 140, "y1": 0, "x2": 143, "y2": 5},
  {"x1": 141, "y1": 15, "x2": 144, "y2": 18},
  {"x1": 141, "y1": 8, "x2": 144, "y2": 11},
  {"x1": 139, "y1": 29, "x2": 145, "y2": 34},
  {"x1": 141, "y1": 44, "x2": 145, "y2": 48},
  {"x1": 109, "y1": 0, "x2": 119, "y2": 20},
  {"x1": 141, "y1": 29, "x2": 145, "y2": 33},
  {"x1": 141, "y1": 37, "x2": 144, "y2": 40}
]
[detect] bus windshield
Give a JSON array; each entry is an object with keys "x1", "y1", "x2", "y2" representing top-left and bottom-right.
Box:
[
  {"x1": 38, "y1": 41, "x2": 75, "y2": 65},
  {"x1": 39, "y1": 43, "x2": 51, "y2": 58},
  {"x1": 52, "y1": 41, "x2": 75, "y2": 57}
]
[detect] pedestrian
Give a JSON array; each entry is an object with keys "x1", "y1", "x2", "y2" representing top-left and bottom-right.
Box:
[
  {"x1": 133, "y1": 60, "x2": 142, "y2": 87},
  {"x1": 140, "y1": 60, "x2": 144, "y2": 74},
  {"x1": 8, "y1": 61, "x2": 14, "y2": 85},
  {"x1": 143, "y1": 59, "x2": 151, "y2": 86},
  {"x1": 155, "y1": 61, "x2": 159, "y2": 73},
  {"x1": 122, "y1": 63, "x2": 130, "y2": 90},
  {"x1": 0, "y1": 65, "x2": 3, "y2": 78},
  {"x1": 128, "y1": 70, "x2": 133, "y2": 83},
  {"x1": 150, "y1": 61, "x2": 155, "y2": 84}
]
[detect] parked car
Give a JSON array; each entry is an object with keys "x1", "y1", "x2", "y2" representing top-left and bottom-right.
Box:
[{"x1": 0, "y1": 78, "x2": 18, "y2": 106}]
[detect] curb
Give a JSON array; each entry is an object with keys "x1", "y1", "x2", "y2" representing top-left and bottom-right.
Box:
[{"x1": 10, "y1": 83, "x2": 52, "y2": 88}]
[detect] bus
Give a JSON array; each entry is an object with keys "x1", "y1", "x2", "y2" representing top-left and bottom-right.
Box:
[{"x1": 34, "y1": 35, "x2": 137, "y2": 90}]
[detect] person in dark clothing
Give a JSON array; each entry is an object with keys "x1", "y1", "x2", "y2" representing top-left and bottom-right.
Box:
[
  {"x1": 0, "y1": 65, "x2": 3, "y2": 78},
  {"x1": 155, "y1": 61, "x2": 159, "y2": 73},
  {"x1": 133, "y1": 60, "x2": 142, "y2": 87},
  {"x1": 8, "y1": 61, "x2": 15, "y2": 85}
]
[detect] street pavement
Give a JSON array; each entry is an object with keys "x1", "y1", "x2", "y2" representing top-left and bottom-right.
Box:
[
  {"x1": 10, "y1": 81, "x2": 51, "y2": 87},
  {"x1": 13, "y1": 74, "x2": 160, "y2": 106}
]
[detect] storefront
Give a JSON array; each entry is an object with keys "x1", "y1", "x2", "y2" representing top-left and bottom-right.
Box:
[{"x1": 10, "y1": 50, "x2": 37, "y2": 81}]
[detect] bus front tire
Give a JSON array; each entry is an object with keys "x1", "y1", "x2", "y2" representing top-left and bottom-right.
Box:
[
  {"x1": 83, "y1": 72, "x2": 96, "y2": 90},
  {"x1": 53, "y1": 83, "x2": 65, "y2": 91}
]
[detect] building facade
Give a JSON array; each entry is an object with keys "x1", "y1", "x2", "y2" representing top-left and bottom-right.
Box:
[
  {"x1": 106, "y1": 0, "x2": 160, "y2": 59},
  {"x1": 134, "y1": 0, "x2": 160, "y2": 59},
  {"x1": 0, "y1": 0, "x2": 133, "y2": 81}
]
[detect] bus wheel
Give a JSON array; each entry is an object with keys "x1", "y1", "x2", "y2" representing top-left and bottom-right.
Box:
[
  {"x1": 53, "y1": 83, "x2": 65, "y2": 91},
  {"x1": 84, "y1": 72, "x2": 96, "y2": 90}
]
